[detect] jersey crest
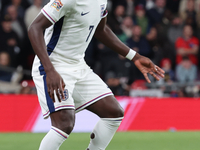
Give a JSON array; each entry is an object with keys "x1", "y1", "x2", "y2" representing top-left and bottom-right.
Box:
[
  {"x1": 51, "y1": 0, "x2": 63, "y2": 11},
  {"x1": 60, "y1": 89, "x2": 69, "y2": 101}
]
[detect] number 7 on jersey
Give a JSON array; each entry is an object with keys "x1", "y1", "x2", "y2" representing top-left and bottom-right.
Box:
[{"x1": 86, "y1": 25, "x2": 94, "y2": 42}]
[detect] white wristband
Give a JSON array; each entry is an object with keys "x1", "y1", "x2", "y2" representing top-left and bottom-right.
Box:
[{"x1": 125, "y1": 49, "x2": 136, "y2": 60}]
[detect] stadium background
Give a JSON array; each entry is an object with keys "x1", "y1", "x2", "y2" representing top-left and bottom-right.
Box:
[{"x1": 1, "y1": 0, "x2": 200, "y2": 149}]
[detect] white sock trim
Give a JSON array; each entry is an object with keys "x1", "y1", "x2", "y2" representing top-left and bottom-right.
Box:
[
  {"x1": 51, "y1": 126, "x2": 69, "y2": 139},
  {"x1": 39, "y1": 127, "x2": 68, "y2": 150},
  {"x1": 101, "y1": 117, "x2": 124, "y2": 121}
]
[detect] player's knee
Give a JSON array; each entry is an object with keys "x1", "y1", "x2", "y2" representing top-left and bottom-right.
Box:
[
  {"x1": 109, "y1": 97, "x2": 124, "y2": 118},
  {"x1": 115, "y1": 106, "x2": 124, "y2": 118},
  {"x1": 60, "y1": 121, "x2": 75, "y2": 134},
  {"x1": 50, "y1": 109, "x2": 75, "y2": 134},
  {"x1": 63, "y1": 124, "x2": 74, "y2": 134},
  {"x1": 108, "y1": 105, "x2": 124, "y2": 118}
]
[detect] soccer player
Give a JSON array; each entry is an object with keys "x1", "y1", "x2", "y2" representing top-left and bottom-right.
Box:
[{"x1": 28, "y1": 0, "x2": 165, "y2": 149}]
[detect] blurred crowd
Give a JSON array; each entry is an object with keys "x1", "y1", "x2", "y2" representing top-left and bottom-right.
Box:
[{"x1": 0, "y1": 0, "x2": 200, "y2": 97}]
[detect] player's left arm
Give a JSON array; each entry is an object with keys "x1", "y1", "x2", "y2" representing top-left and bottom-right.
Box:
[{"x1": 94, "y1": 17, "x2": 165, "y2": 83}]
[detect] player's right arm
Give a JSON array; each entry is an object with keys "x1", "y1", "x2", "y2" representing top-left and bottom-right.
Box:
[
  {"x1": 28, "y1": 13, "x2": 65, "y2": 102},
  {"x1": 28, "y1": 0, "x2": 75, "y2": 102}
]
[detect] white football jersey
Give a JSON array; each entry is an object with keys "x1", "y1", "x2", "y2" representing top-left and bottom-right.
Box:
[{"x1": 32, "y1": 0, "x2": 108, "y2": 76}]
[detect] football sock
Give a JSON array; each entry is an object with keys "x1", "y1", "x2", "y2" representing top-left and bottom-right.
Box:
[
  {"x1": 86, "y1": 117, "x2": 123, "y2": 150},
  {"x1": 39, "y1": 126, "x2": 69, "y2": 150}
]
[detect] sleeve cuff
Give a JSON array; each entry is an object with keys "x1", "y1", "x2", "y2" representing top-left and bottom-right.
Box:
[{"x1": 41, "y1": 9, "x2": 56, "y2": 24}]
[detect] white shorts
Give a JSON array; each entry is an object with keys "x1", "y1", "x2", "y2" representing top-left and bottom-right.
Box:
[{"x1": 33, "y1": 66, "x2": 113, "y2": 119}]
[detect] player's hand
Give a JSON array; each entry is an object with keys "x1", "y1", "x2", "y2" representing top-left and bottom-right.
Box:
[
  {"x1": 46, "y1": 70, "x2": 65, "y2": 102},
  {"x1": 132, "y1": 53, "x2": 165, "y2": 83}
]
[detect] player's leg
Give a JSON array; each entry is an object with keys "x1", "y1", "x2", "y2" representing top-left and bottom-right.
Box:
[
  {"x1": 33, "y1": 74, "x2": 76, "y2": 150},
  {"x1": 85, "y1": 95, "x2": 124, "y2": 150},
  {"x1": 39, "y1": 109, "x2": 75, "y2": 150},
  {"x1": 86, "y1": 95, "x2": 124, "y2": 118},
  {"x1": 73, "y1": 68, "x2": 124, "y2": 150},
  {"x1": 50, "y1": 109, "x2": 75, "y2": 134}
]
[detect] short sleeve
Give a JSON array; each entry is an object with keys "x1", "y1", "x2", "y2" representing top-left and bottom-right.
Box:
[{"x1": 41, "y1": 0, "x2": 75, "y2": 24}]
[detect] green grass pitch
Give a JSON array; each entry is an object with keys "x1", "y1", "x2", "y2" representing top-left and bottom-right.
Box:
[{"x1": 0, "y1": 132, "x2": 200, "y2": 150}]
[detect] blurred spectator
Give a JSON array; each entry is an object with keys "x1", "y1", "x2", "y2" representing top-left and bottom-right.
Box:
[
  {"x1": 104, "y1": 54, "x2": 135, "y2": 95},
  {"x1": 155, "y1": 58, "x2": 175, "y2": 97},
  {"x1": 133, "y1": 4, "x2": 151, "y2": 36},
  {"x1": 6, "y1": 5, "x2": 27, "y2": 41},
  {"x1": 146, "y1": 27, "x2": 158, "y2": 48},
  {"x1": 179, "y1": 0, "x2": 197, "y2": 29},
  {"x1": 105, "y1": 71, "x2": 121, "y2": 96},
  {"x1": 147, "y1": 0, "x2": 167, "y2": 25},
  {"x1": 120, "y1": 16, "x2": 134, "y2": 42},
  {"x1": 0, "y1": 51, "x2": 12, "y2": 81},
  {"x1": 146, "y1": 27, "x2": 161, "y2": 64},
  {"x1": 24, "y1": 0, "x2": 42, "y2": 28},
  {"x1": 107, "y1": 5, "x2": 125, "y2": 35},
  {"x1": 5, "y1": 0, "x2": 25, "y2": 19},
  {"x1": 126, "y1": 0, "x2": 134, "y2": 17},
  {"x1": 168, "y1": 15, "x2": 184, "y2": 44},
  {"x1": 154, "y1": 14, "x2": 176, "y2": 67},
  {"x1": 126, "y1": 25, "x2": 151, "y2": 57},
  {"x1": 4, "y1": 1, "x2": 34, "y2": 70},
  {"x1": 97, "y1": 42, "x2": 118, "y2": 78},
  {"x1": 116, "y1": 55, "x2": 135, "y2": 86},
  {"x1": 179, "y1": 0, "x2": 200, "y2": 28},
  {"x1": 179, "y1": 0, "x2": 200, "y2": 12},
  {"x1": 126, "y1": 25, "x2": 151, "y2": 80},
  {"x1": 175, "y1": 25, "x2": 199, "y2": 65},
  {"x1": 110, "y1": 0, "x2": 127, "y2": 12},
  {"x1": 0, "y1": 14, "x2": 21, "y2": 67},
  {"x1": 159, "y1": 58, "x2": 175, "y2": 83},
  {"x1": 5, "y1": 4, "x2": 31, "y2": 70},
  {"x1": 176, "y1": 56, "x2": 197, "y2": 83},
  {"x1": 110, "y1": 0, "x2": 135, "y2": 17}
]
